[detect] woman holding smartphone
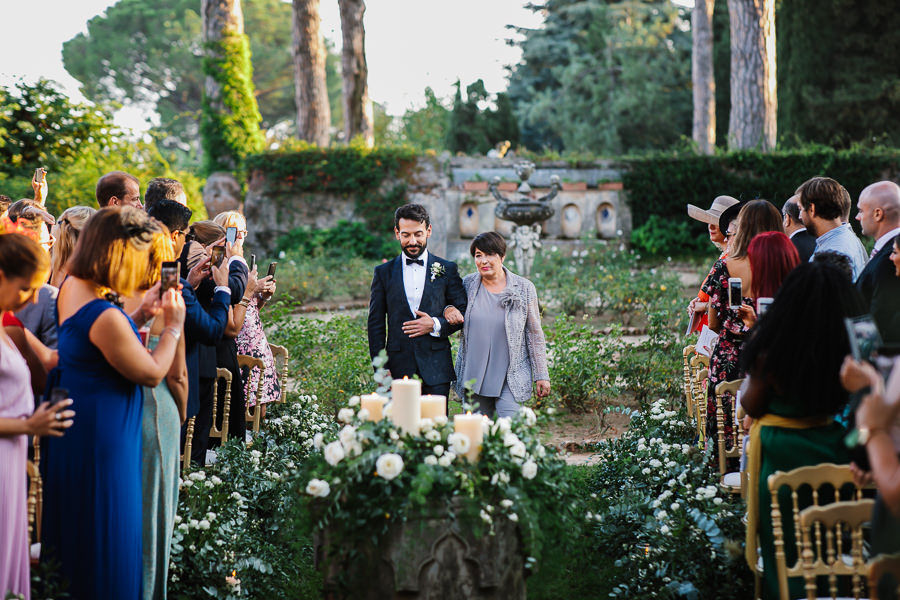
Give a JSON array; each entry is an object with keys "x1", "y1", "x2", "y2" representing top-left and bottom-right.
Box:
[{"x1": 703, "y1": 199, "x2": 783, "y2": 451}]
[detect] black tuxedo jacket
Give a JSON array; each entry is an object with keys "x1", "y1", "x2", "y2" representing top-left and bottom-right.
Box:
[
  {"x1": 181, "y1": 279, "x2": 229, "y2": 419},
  {"x1": 790, "y1": 229, "x2": 817, "y2": 264},
  {"x1": 856, "y1": 235, "x2": 900, "y2": 344},
  {"x1": 367, "y1": 254, "x2": 467, "y2": 386}
]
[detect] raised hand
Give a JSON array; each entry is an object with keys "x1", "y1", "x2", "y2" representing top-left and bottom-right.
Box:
[{"x1": 188, "y1": 255, "x2": 212, "y2": 289}]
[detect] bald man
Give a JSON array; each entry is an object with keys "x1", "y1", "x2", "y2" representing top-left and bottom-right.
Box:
[{"x1": 855, "y1": 180, "x2": 900, "y2": 343}]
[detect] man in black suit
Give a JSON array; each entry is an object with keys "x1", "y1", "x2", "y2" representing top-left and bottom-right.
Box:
[
  {"x1": 368, "y1": 203, "x2": 467, "y2": 398},
  {"x1": 782, "y1": 195, "x2": 816, "y2": 263},
  {"x1": 855, "y1": 181, "x2": 900, "y2": 343}
]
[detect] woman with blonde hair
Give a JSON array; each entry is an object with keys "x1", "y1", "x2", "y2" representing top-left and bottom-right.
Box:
[
  {"x1": 42, "y1": 206, "x2": 185, "y2": 599},
  {"x1": 50, "y1": 206, "x2": 96, "y2": 287}
]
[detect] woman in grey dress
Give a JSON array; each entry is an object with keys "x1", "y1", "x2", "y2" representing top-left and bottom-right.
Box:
[{"x1": 449, "y1": 232, "x2": 550, "y2": 417}]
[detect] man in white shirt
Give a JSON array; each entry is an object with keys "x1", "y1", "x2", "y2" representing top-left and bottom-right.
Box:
[
  {"x1": 855, "y1": 181, "x2": 900, "y2": 343},
  {"x1": 367, "y1": 203, "x2": 467, "y2": 399}
]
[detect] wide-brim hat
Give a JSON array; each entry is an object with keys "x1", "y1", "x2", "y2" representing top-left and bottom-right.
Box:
[
  {"x1": 687, "y1": 195, "x2": 740, "y2": 226},
  {"x1": 718, "y1": 199, "x2": 749, "y2": 234}
]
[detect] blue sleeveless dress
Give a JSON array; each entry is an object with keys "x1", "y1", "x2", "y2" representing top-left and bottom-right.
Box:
[{"x1": 41, "y1": 298, "x2": 143, "y2": 599}]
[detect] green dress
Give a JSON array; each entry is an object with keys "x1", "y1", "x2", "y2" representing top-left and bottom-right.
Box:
[
  {"x1": 142, "y1": 333, "x2": 181, "y2": 600},
  {"x1": 756, "y1": 395, "x2": 850, "y2": 600}
]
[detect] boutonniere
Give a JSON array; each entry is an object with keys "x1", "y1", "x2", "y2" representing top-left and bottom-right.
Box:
[{"x1": 430, "y1": 262, "x2": 445, "y2": 282}]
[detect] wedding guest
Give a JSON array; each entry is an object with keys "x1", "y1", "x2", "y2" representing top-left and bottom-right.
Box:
[
  {"x1": 813, "y1": 250, "x2": 854, "y2": 282},
  {"x1": 96, "y1": 170, "x2": 143, "y2": 209},
  {"x1": 798, "y1": 176, "x2": 868, "y2": 279},
  {"x1": 122, "y1": 221, "x2": 187, "y2": 600},
  {"x1": 42, "y1": 206, "x2": 185, "y2": 599},
  {"x1": 144, "y1": 177, "x2": 188, "y2": 210},
  {"x1": 782, "y1": 195, "x2": 816, "y2": 263},
  {"x1": 0, "y1": 233, "x2": 73, "y2": 600},
  {"x1": 685, "y1": 195, "x2": 739, "y2": 333},
  {"x1": 368, "y1": 203, "x2": 467, "y2": 401},
  {"x1": 740, "y1": 261, "x2": 863, "y2": 600},
  {"x1": 704, "y1": 199, "x2": 782, "y2": 447},
  {"x1": 737, "y1": 232, "x2": 799, "y2": 329},
  {"x1": 854, "y1": 181, "x2": 900, "y2": 343},
  {"x1": 49, "y1": 206, "x2": 95, "y2": 287},
  {"x1": 449, "y1": 232, "x2": 550, "y2": 417}
]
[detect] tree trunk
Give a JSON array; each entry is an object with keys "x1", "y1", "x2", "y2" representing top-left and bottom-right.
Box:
[
  {"x1": 692, "y1": 0, "x2": 716, "y2": 154},
  {"x1": 727, "y1": 0, "x2": 776, "y2": 151},
  {"x1": 203, "y1": 0, "x2": 245, "y2": 162},
  {"x1": 338, "y1": 0, "x2": 373, "y2": 147},
  {"x1": 292, "y1": 0, "x2": 331, "y2": 146}
]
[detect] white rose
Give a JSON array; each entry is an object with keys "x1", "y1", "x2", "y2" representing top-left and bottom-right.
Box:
[
  {"x1": 521, "y1": 460, "x2": 538, "y2": 480},
  {"x1": 434, "y1": 415, "x2": 448, "y2": 426},
  {"x1": 357, "y1": 408, "x2": 370, "y2": 421},
  {"x1": 425, "y1": 430, "x2": 441, "y2": 442},
  {"x1": 521, "y1": 407, "x2": 537, "y2": 426},
  {"x1": 198, "y1": 519, "x2": 210, "y2": 530},
  {"x1": 660, "y1": 524, "x2": 670, "y2": 535},
  {"x1": 324, "y1": 441, "x2": 345, "y2": 466},
  {"x1": 449, "y1": 433, "x2": 471, "y2": 455},
  {"x1": 433, "y1": 444, "x2": 444, "y2": 457},
  {"x1": 492, "y1": 417, "x2": 512, "y2": 435},
  {"x1": 438, "y1": 452, "x2": 455, "y2": 467},
  {"x1": 502, "y1": 431, "x2": 520, "y2": 448},
  {"x1": 713, "y1": 497, "x2": 723, "y2": 505},
  {"x1": 499, "y1": 471, "x2": 510, "y2": 484},
  {"x1": 420, "y1": 417, "x2": 434, "y2": 432},
  {"x1": 670, "y1": 503, "x2": 680, "y2": 511},
  {"x1": 389, "y1": 429, "x2": 399, "y2": 441},
  {"x1": 337, "y1": 408, "x2": 354, "y2": 423},
  {"x1": 424, "y1": 455, "x2": 438, "y2": 466},
  {"x1": 535, "y1": 444, "x2": 546, "y2": 458},
  {"x1": 210, "y1": 475, "x2": 222, "y2": 486},
  {"x1": 206, "y1": 512, "x2": 217, "y2": 521},
  {"x1": 501, "y1": 499, "x2": 514, "y2": 508},
  {"x1": 509, "y1": 442, "x2": 527, "y2": 459},
  {"x1": 480, "y1": 509, "x2": 491, "y2": 524},
  {"x1": 348, "y1": 396, "x2": 360, "y2": 407},
  {"x1": 339, "y1": 425, "x2": 357, "y2": 446},
  {"x1": 305, "y1": 478, "x2": 331, "y2": 498},
  {"x1": 649, "y1": 458, "x2": 662, "y2": 468},
  {"x1": 508, "y1": 512, "x2": 519, "y2": 522},
  {"x1": 375, "y1": 453, "x2": 404, "y2": 480}
]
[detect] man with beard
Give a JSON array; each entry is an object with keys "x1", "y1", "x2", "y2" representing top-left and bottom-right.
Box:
[
  {"x1": 367, "y1": 203, "x2": 467, "y2": 400},
  {"x1": 797, "y1": 176, "x2": 868, "y2": 280}
]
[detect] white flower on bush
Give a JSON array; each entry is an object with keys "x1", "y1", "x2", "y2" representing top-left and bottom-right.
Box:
[
  {"x1": 420, "y1": 417, "x2": 434, "y2": 432},
  {"x1": 480, "y1": 509, "x2": 492, "y2": 524},
  {"x1": 376, "y1": 453, "x2": 404, "y2": 480},
  {"x1": 189, "y1": 471, "x2": 206, "y2": 481},
  {"x1": 501, "y1": 499, "x2": 514, "y2": 508},
  {"x1": 641, "y1": 467, "x2": 651, "y2": 475},
  {"x1": 649, "y1": 458, "x2": 662, "y2": 469},
  {"x1": 324, "y1": 441, "x2": 345, "y2": 466},
  {"x1": 438, "y1": 452, "x2": 456, "y2": 467},
  {"x1": 670, "y1": 503, "x2": 680, "y2": 511},
  {"x1": 491, "y1": 417, "x2": 512, "y2": 435},
  {"x1": 503, "y1": 431, "x2": 520, "y2": 448},
  {"x1": 433, "y1": 444, "x2": 444, "y2": 457},
  {"x1": 425, "y1": 430, "x2": 441, "y2": 442},
  {"x1": 348, "y1": 396, "x2": 360, "y2": 407},
  {"x1": 660, "y1": 524, "x2": 670, "y2": 535},
  {"x1": 339, "y1": 425, "x2": 357, "y2": 446},
  {"x1": 189, "y1": 519, "x2": 199, "y2": 529},
  {"x1": 206, "y1": 512, "x2": 217, "y2": 521},
  {"x1": 713, "y1": 497, "x2": 723, "y2": 505},
  {"x1": 509, "y1": 442, "x2": 527, "y2": 459},
  {"x1": 182, "y1": 479, "x2": 193, "y2": 488},
  {"x1": 521, "y1": 407, "x2": 537, "y2": 426},
  {"x1": 357, "y1": 408, "x2": 370, "y2": 421},
  {"x1": 521, "y1": 459, "x2": 538, "y2": 480},
  {"x1": 448, "y1": 433, "x2": 470, "y2": 455},
  {"x1": 306, "y1": 478, "x2": 331, "y2": 498},
  {"x1": 337, "y1": 408, "x2": 354, "y2": 423},
  {"x1": 389, "y1": 429, "x2": 399, "y2": 441},
  {"x1": 424, "y1": 455, "x2": 438, "y2": 466},
  {"x1": 508, "y1": 512, "x2": 519, "y2": 522},
  {"x1": 198, "y1": 519, "x2": 211, "y2": 530},
  {"x1": 210, "y1": 475, "x2": 222, "y2": 486},
  {"x1": 434, "y1": 415, "x2": 448, "y2": 426}
]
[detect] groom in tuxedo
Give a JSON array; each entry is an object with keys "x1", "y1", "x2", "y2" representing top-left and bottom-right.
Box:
[{"x1": 367, "y1": 203, "x2": 467, "y2": 397}]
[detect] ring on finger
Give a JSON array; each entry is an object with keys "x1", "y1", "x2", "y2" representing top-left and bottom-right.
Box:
[{"x1": 55, "y1": 412, "x2": 63, "y2": 421}]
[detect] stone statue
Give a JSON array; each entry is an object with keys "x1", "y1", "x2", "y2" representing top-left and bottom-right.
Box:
[{"x1": 203, "y1": 171, "x2": 242, "y2": 218}]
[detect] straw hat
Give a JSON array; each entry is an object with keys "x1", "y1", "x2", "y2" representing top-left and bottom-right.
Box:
[{"x1": 686, "y1": 195, "x2": 739, "y2": 226}]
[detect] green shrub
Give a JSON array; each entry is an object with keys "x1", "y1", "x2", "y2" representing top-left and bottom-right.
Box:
[
  {"x1": 631, "y1": 214, "x2": 709, "y2": 257},
  {"x1": 276, "y1": 220, "x2": 395, "y2": 261},
  {"x1": 268, "y1": 252, "x2": 372, "y2": 306}
]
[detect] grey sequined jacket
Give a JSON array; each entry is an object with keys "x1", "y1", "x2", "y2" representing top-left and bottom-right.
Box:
[{"x1": 453, "y1": 267, "x2": 549, "y2": 404}]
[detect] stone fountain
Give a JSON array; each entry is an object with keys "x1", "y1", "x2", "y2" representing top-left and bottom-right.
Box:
[{"x1": 489, "y1": 161, "x2": 560, "y2": 277}]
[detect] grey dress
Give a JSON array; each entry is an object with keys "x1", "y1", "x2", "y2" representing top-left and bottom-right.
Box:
[{"x1": 462, "y1": 286, "x2": 510, "y2": 396}]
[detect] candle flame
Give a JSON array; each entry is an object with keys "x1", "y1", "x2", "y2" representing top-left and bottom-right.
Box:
[
  {"x1": 403, "y1": 376, "x2": 409, "y2": 380},
  {"x1": 466, "y1": 411, "x2": 472, "y2": 415}
]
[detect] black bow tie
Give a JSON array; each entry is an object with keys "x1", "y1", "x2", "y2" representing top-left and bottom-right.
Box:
[{"x1": 406, "y1": 258, "x2": 424, "y2": 266}]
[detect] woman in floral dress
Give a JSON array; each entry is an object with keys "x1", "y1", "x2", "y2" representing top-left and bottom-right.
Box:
[{"x1": 236, "y1": 261, "x2": 279, "y2": 417}]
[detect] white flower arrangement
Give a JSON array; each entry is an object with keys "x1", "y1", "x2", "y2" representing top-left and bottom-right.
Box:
[{"x1": 375, "y1": 453, "x2": 404, "y2": 480}]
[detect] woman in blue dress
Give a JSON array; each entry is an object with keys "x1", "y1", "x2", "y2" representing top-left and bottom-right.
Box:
[{"x1": 42, "y1": 207, "x2": 186, "y2": 599}]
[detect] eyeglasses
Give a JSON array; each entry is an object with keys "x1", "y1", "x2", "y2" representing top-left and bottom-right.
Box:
[{"x1": 725, "y1": 231, "x2": 736, "y2": 238}]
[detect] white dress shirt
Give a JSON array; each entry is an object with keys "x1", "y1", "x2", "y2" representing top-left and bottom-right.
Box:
[
  {"x1": 789, "y1": 227, "x2": 807, "y2": 239},
  {"x1": 400, "y1": 250, "x2": 441, "y2": 336},
  {"x1": 873, "y1": 227, "x2": 900, "y2": 254}
]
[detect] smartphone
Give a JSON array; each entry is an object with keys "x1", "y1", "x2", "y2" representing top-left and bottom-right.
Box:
[
  {"x1": 226, "y1": 226, "x2": 237, "y2": 245},
  {"x1": 249, "y1": 254, "x2": 256, "y2": 273},
  {"x1": 34, "y1": 167, "x2": 46, "y2": 183},
  {"x1": 211, "y1": 246, "x2": 226, "y2": 268},
  {"x1": 728, "y1": 277, "x2": 743, "y2": 310},
  {"x1": 756, "y1": 297, "x2": 773, "y2": 316},
  {"x1": 844, "y1": 315, "x2": 882, "y2": 363},
  {"x1": 267, "y1": 261, "x2": 277, "y2": 279},
  {"x1": 50, "y1": 387, "x2": 68, "y2": 405},
  {"x1": 160, "y1": 261, "x2": 179, "y2": 297}
]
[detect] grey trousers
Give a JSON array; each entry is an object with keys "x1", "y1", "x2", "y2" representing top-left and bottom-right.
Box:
[{"x1": 470, "y1": 381, "x2": 519, "y2": 419}]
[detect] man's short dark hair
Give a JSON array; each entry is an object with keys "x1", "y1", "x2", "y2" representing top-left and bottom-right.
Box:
[
  {"x1": 812, "y1": 250, "x2": 853, "y2": 282},
  {"x1": 840, "y1": 185, "x2": 852, "y2": 222},
  {"x1": 470, "y1": 231, "x2": 507, "y2": 258},
  {"x1": 394, "y1": 203, "x2": 430, "y2": 229},
  {"x1": 782, "y1": 198, "x2": 801, "y2": 223},
  {"x1": 797, "y1": 176, "x2": 845, "y2": 221},
  {"x1": 147, "y1": 199, "x2": 192, "y2": 233},
  {"x1": 145, "y1": 178, "x2": 185, "y2": 210},
  {"x1": 96, "y1": 171, "x2": 140, "y2": 207}
]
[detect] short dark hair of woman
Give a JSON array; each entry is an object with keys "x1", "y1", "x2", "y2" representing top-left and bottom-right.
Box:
[
  {"x1": 739, "y1": 261, "x2": 865, "y2": 416},
  {"x1": 730, "y1": 199, "x2": 783, "y2": 260},
  {"x1": 470, "y1": 231, "x2": 507, "y2": 258},
  {"x1": 394, "y1": 203, "x2": 430, "y2": 229}
]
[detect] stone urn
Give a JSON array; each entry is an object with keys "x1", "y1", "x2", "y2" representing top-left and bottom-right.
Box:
[
  {"x1": 202, "y1": 171, "x2": 243, "y2": 218},
  {"x1": 314, "y1": 501, "x2": 527, "y2": 600}
]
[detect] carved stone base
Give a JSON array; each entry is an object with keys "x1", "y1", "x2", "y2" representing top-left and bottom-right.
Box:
[{"x1": 314, "y1": 504, "x2": 526, "y2": 600}]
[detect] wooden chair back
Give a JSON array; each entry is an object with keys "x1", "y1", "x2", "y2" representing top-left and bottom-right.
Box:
[
  {"x1": 714, "y1": 378, "x2": 745, "y2": 476},
  {"x1": 269, "y1": 344, "x2": 289, "y2": 404},
  {"x1": 767, "y1": 464, "x2": 865, "y2": 600},
  {"x1": 180, "y1": 416, "x2": 196, "y2": 472},
  {"x1": 798, "y1": 499, "x2": 874, "y2": 600},
  {"x1": 238, "y1": 354, "x2": 266, "y2": 435},
  {"x1": 26, "y1": 459, "x2": 41, "y2": 548},
  {"x1": 210, "y1": 367, "x2": 232, "y2": 444},
  {"x1": 690, "y1": 355, "x2": 709, "y2": 442},
  {"x1": 682, "y1": 345, "x2": 696, "y2": 418},
  {"x1": 869, "y1": 553, "x2": 900, "y2": 600}
]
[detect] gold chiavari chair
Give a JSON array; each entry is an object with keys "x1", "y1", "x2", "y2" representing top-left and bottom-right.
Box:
[
  {"x1": 180, "y1": 416, "x2": 196, "y2": 471},
  {"x1": 682, "y1": 345, "x2": 696, "y2": 418},
  {"x1": 210, "y1": 367, "x2": 232, "y2": 444},
  {"x1": 26, "y1": 459, "x2": 41, "y2": 563},
  {"x1": 690, "y1": 354, "x2": 709, "y2": 443},
  {"x1": 798, "y1": 499, "x2": 874, "y2": 600},
  {"x1": 768, "y1": 464, "x2": 866, "y2": 600},
  {"x1": 239, "y1": 354, "x2": 266, "y2": 436},
  {"x1": 869, "y1": 553, "x2": 900, "y2": 600},
  {"x1": 269, "y1": 344, "x2": 290, "y2": 404},
  {"x1": 715, "y1": 378, "x2": 746, "y2": 496}
]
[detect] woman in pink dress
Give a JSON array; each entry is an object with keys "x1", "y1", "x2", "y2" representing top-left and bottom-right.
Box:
[
  {"x1": 235, "y1": 268, "x2": 278, "y2": 417},
  {"x1": 0, "y1": 233, "x2": 74, "y2": 600}
]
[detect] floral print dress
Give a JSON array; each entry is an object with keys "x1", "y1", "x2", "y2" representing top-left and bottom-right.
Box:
[
  {"x1": 701, "y1": 259, "x2": 752, "y2": 449},
  {"x1": 236, "y1": 298, "x2": 280, "y2": 406}
]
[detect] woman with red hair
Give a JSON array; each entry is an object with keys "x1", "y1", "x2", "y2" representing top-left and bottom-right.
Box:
[{"x1": 739, "y1": 232, "x2": 800, "y2": 328}]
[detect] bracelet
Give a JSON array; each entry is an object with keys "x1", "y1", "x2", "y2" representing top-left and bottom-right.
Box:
[
  {"x1": 163, "y1": 327, "x2": 182, "y2": 342},
  {"x1": 238, "y1": 298, "x2": 251, "y2": 308}
]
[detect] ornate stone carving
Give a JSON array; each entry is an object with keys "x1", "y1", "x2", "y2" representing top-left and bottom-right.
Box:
[{"x1": 202, "y1": 171, "x2": 243, "y2": 218}]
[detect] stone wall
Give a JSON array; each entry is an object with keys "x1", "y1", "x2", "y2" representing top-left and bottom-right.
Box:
[{"x1": 243, "y1": 155, "x2": 630, "y2": 261}]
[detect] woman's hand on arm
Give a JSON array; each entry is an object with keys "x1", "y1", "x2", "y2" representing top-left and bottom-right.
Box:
[{"x1": 443, "y1": 306, "x2": 464, "y2": 325}]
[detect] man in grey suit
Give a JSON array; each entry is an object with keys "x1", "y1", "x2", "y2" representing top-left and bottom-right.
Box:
[{"x1": 782, "y1": 195, "x2": 816, "y2": 263}]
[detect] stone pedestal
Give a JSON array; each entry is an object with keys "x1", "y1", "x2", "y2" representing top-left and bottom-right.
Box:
[
  {"x1": 314, "y1": 504, "x2": 526, "y2": 600},
  {"x1": 203, "y1": 171, "x2": 243, "y2": 218}
]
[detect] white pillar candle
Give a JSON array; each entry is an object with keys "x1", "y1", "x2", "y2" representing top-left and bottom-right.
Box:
[
  {"x1": 390, "y1": 377, "x2": 421, "y2": 435},
  {"x1": 360, "y1": 393, "x2": 387, "y2": 422},
  {"x1": 419, "y1": 395, "x2": 446, "y2": 420},
  {"x1": 453, "y1": 411, "x2": 484, "y2": 462}
]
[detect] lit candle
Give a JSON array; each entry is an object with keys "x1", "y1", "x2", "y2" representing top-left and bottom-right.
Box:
[
  {"x1": 453, "y1": 411, "x2": 483, "y2": 462},
  {"x1": 360, "y1": 393, "x2": 387, "y2": 421},
  {"x1": 390, "y1": 377, "x2": 421, "y2": 435},
  {"x1": 420, "y1": 395, "x2": 446, "y2": 420}
]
